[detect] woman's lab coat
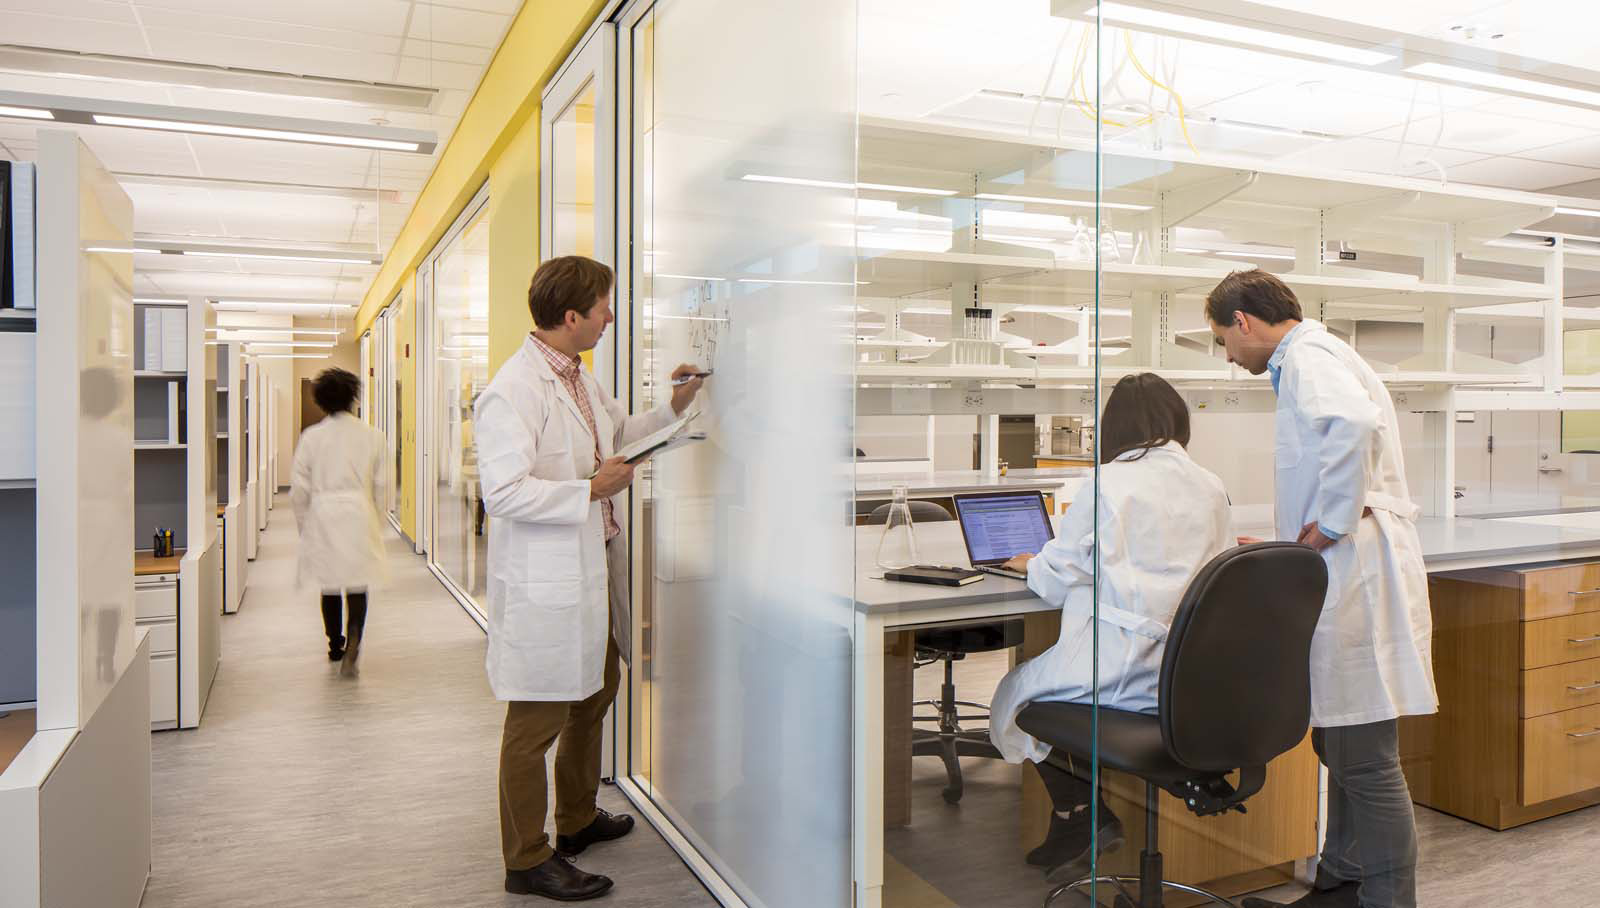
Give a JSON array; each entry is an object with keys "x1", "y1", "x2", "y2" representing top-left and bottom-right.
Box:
[
  {"x1": 1273, "y1": 320, "x2": 1437, "y2": 728},
  {"x1": 989, "y1": 442, "x2": 1234, "y2": 764},
  {"x1": 473, "y1": 336, "x2": 677, "y2": 702},
  {"x1": 290, "y1": 410, "x2": 388, "y2": 594}
]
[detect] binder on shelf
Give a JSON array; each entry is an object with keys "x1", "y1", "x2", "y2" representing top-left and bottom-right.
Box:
[
  {"x1": 167, "y1": 381, "x2": 180, "y2": 445},
  {"x1": 7, "y1": 162, "x2": 34, "y2": 311},
  {"x1": 161, "y1": 307, "x2": 186, "y2": 372},
  {"x1": 143, "y1": 307, "x2": 162, "y2": 371}
]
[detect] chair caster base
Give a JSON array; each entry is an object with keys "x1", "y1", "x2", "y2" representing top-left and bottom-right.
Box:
[{"x1": 1045, "y1": 875, "x2": 1238, "y2": 908}]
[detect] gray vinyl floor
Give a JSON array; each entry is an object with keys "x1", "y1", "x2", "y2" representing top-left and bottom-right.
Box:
[{"x1": 141, "y1": 496, "x2": 716, "y2": 908}]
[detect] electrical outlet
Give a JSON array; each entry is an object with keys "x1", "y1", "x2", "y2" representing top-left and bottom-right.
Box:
[
  {"x1": 963, "y1": 391, "x2": 984, "y2": 410},
  {"x1": 1223, "y1": 392, "x2": 1241, "y2": 409},
  {"x1": 1393, "y1": 392, "x2": 1409, "y2": 407}
]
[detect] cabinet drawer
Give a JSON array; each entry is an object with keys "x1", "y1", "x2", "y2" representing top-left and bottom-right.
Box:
[
  {"x1": 1523, "y1": 658, "x2": 1600, "y2": 717},
  {"x1": 150, "y1": 652, "x2": 178, "y2": 728},
  {"x1": 1524, "y1": 612, "x2": 1600, "y2": 669},
  {"x1": 135, "y1": 581, "x2": 177, "y2": 620},
  {"x1": 1523, "y1": 563, "x2": 1600, "y2": 621},
  {"x1": 136, "y1": 617, "x2": 176, "y2": 656}
]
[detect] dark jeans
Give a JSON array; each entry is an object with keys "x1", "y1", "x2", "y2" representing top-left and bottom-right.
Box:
[
  {"x1": 1313, "y1": 719, "x2": 1419, "y2": 908},
  {"x1": 321, "y1": 590, "x2": 368, "y2": 650},
  {"x1": 1036, "y1": 756, "x2": 1116, "y2": 822}
]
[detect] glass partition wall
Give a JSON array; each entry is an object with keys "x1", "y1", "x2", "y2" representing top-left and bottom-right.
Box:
[
  {"x1": 423, "y1": 189, "x2": 492, "y2": 621},
  {"x1": 602, "y1": 1, "x2": 1600, "y2": 906}
]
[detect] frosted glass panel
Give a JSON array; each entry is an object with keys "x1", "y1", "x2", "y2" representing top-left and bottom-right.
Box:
[{"x1": 631, "y1": 1, "x2": 857, "y2": 905}]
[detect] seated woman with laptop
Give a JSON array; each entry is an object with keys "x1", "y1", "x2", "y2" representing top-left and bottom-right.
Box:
[{"x1": 986, "y1": 372, "x2": 1236, "y2": 883}]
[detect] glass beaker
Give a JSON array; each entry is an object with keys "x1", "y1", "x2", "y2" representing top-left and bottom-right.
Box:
[{"x1": 876, "y1": 484, "x2": 919, "y2": 570}]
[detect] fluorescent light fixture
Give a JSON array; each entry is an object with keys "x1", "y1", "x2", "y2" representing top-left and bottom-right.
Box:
[
  {"x1": 1176, "y1": 246, "x2": 1296, "y2": 260},
  {"x1": 976, "y1": 192, "x2": 1151, "y2": 211},
  {"x1": 0, "y1": 104, "x2": 51, "y2": 119},
  {"x1": 1406, "y1": 62, "x2": 1600, "y2": 108},
  {"x1": 182, "y1": 249, "x2": 377, "y2": 265},
  {"x1": 85, "y1": 246, "x2": 141, "y2": 254},
  {"x1": 653, "y1": 273, "x2": 727, "y2": 282},
  {"x1": 742, "y1": 173, "x2": 957, "y2": 196},
  {"x1": 0, "y1": 89, "x2": 436, "y2": 153},
  {"x1": 1091, "y1": 3, "x2": 1396, "y2": 67},
  {"x1": 244, "y1": 341, "x2": 338, "y2": 348},
  {"x1": 93, "y1": 114, "x2": 420, "y2": 151},
  {"x1": 651, "y1": 315, "x2": 730, "y2": 322},
  {"x1": 1556, "y1": 206, "x2": 1600, "y2": 218},
  {"x1": 253, "y1": 353, "x2": 331, "y2": 359},
  {"x1": 210, "y1": 327, "x2": 343, "y2": 337},
  {"x1": 213, "y1": 300, "x2": 357, "y2": 314},
  {"x1": 134, "y1": 297, "x2": 184, "y2": 304}
]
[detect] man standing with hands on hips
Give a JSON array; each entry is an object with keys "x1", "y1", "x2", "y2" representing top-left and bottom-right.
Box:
[
  {"x1": 1206, "y1": 269, "x2": 1436, "y2": 908},
  {"x1": 475, "y1": 255, "x2": 705, "y2": 901}
]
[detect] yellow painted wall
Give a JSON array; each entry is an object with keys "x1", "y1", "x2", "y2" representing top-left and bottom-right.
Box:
[{"x1": 353, "y1": 0, "x2": 609, "y2": 538}]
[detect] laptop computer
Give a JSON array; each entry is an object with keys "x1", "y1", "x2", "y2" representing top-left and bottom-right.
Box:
[{"x1": 951, "y1": 490, "x2": 1055, "y2": 580}]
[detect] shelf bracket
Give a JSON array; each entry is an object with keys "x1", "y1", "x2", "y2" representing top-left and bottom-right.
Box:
[
  {"x1": 1321, "y1": 191, "x2": 1421, "y2": 238},
  {"x1": 1160, "y1": 170, "x2": 1257, "y2": 229}
]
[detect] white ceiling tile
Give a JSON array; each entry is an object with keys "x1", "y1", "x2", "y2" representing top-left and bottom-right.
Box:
[
  {"x1": 392, "y1": 56, "x2": 484, "y2": 91},
  {"x1": 1196, "y1": 82, "x2": 1446, "y2": 138},
  {"x1": 135, "y1": 8, "x2": 405, "y2": 56},
  {"x1": 1467, "y1": 96, "x2": 1600, "y2": 133},
  {"x1": 1364, "y1": 110, "x2": 1595, "y2": 159},
  {"x1": 0, "y1": 11, "x2": 151, "y2": 55},
  {"x1": 1518, "y1": 136, "x2": 1600, "y2": 169},
  {"x1": 400, "y1": 38, "x2": 494, "y2": 65},
  {"x1": 133, "y1": 0, "x2": 413, "y2": 37},
  {"x1": 1446, "y1": 155, "x2": 1600, "y2": 192},
  {"x1": 407, "y1": 4, "x2": 509, "y2": 48},
  {"x1": 1271, "y1": 137, "x2": 1485, "y2": 178},
  {"x1": 423, "y1": 0, "x2": 522, "y2": 13},
  {"x1": 0, "y1": 0, "x2": 136, "y2": 22}
]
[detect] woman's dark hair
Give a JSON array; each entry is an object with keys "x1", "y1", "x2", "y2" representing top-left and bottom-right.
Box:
[
  {"x1": 1205, "y1": 268, "x2": 1303, "y2": 326},
  {"x1": 312, "y1": 367, "x2": 361, "y2": 415},
  {"x1": 529, "y1": 255, "x2": 614, "y2": 330},
  {"x1": 1098, "y1": 372, "x2": 1191, "y2": 464}
]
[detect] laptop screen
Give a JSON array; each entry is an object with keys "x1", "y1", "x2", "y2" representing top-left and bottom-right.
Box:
[{"x1": 953, "y1": 492, "x2": 1054, "y2": 566}]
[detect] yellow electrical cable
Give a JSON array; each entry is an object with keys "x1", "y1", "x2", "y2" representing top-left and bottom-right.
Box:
[{"x1": 1123, "y1": 29, "x2": 1198, "y2": 155}]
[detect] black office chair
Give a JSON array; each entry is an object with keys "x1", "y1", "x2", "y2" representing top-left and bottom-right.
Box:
[
  {"x1": 1017, "y1": 542, "x2": 1327, "y2": 908},
  {"x1": 868, "y1": 498, "x2": 1025, "y2": 804}
]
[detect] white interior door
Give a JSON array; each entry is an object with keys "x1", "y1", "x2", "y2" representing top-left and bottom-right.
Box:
[{"x1": 542, "y1": 24, "x2": 618, "y2": 394}]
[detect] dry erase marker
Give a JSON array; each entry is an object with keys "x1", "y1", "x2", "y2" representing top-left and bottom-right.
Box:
[{"x1": 671, "y1": 370, "x2": 713, "y2": 386}]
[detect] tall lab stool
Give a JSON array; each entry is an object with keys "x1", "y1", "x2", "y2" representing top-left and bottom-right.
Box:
[
  {"x1": 1017, "y1": 542, "x2": 1327, "y2": 907},
  {"x1": 868, "y1": 498, "x2": 1025, "y2": 804}
]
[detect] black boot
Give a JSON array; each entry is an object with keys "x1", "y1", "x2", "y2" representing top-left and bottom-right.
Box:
[
  {"x1": 1240, "y1": 880, "x2": 1359, "y2": 908},
  {"x1": 327, "y1": 635, "x2": 345, "y2": 661},
  {"x1": 1042, "y1": 804, "x2": 1125, "y2": 884},
  {"x1": 505, "y1": 854, "x2": 613, "y2": 901},
  {"x1": 557, "y1": 808, "x2": 635, "y2": 856}
]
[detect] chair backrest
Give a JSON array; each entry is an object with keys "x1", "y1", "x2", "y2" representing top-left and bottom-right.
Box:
[
  {"x1": 1159, "y1": 542, "x2": 1328, "y2": 773},
  {"x1": 865, "y1": 499, "x2": 953, "y2": 525}
]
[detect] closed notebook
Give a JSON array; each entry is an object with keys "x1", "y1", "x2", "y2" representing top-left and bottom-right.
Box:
[{"x1": 883, "y1": 566, "x2": 984, "y2": 586}]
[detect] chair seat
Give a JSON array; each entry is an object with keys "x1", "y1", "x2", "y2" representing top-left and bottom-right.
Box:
[
  {"x1": 1016, "y1": 701, "x2": 1199, "y2": 788},
  {"x1": 915, "y1": 619, "x2": 1024, "y2": 656}
]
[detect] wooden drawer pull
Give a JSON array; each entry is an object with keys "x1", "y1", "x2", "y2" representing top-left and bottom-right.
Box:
[
  {"x1": 1570, "y1": 681, "x2": 1600, "y2": 692},
  {"x1": 1568, "y1": 635, "x2": 1600, "y2": 645},
  {"x1": 1568, "y1": 728, "x2": 1600, "y2": 739}
]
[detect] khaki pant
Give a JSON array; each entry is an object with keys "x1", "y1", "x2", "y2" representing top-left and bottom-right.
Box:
[{"x1": 499, "y1": 634, "x2": 621, "y2": 870}]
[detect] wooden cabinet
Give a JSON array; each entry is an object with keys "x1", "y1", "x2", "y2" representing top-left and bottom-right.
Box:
[{"x1": 1401, "y1": 560, "x2": 1600, "y2": 829}]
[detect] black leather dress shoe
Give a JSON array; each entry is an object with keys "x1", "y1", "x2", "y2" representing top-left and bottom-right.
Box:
[
  {"x1": 1240, "y1": 881, "x2": 1359, "y2": 908},
  {"x1": 556, "y1": 808, "x2": 636, "y2": 857},
  {"x1": 505, "y1": 854, "x2": 613, "y2": 901}
]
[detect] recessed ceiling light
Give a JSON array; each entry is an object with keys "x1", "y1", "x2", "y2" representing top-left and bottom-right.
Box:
[
  {"x1": 1406, "y1": 62, "x2": 1600, "y2": 108},
  {"x1": 1089, "y1": 3, "x2": 1396, "y2": 67},
  {"x1": 0, "y1": 104, "x2": 52, "y2": 119}
]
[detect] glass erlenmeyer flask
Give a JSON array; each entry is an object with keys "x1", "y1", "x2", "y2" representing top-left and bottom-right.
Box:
[{"x1": 876, "y1": 483, "x2": 919, "y2": 570}]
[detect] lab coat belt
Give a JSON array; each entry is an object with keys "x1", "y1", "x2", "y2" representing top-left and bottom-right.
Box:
[{"x1": 1362, "y1": 492, "x2": 1419, "y2": 522}]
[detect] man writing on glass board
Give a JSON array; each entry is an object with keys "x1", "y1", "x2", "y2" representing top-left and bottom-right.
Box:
[
  {"x1": 475, "y1": 255, "x2": 705, "y2": 901},
  {"x1": 1206, "y1": 269, "x2": 1436, "y2": 908}
]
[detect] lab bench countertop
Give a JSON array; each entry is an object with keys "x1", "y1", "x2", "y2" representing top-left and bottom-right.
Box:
[
  {"x1": 1455, "y1": 494, "x2": 1600, "y2": 521},
  {"x1": 854, "y1": 515, "x2": 1600, "y2": 617},
  {"x1": 854, "y1": 467, "x2": 1088, "y2": 499}
]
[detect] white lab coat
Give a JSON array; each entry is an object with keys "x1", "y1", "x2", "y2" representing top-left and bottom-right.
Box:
[
  {"x1": 290, "y1": 411, "x2": 388, "y2": 593},
  {"x1": 474, "y1": 335, "x2": 677, "y2": 702},
  {"x1": 1273, "y1": 320, "x2": 1437, "y2": 728},
  {"x1": 989, "y1": 442, "x2": 1235, "y2": 764}
]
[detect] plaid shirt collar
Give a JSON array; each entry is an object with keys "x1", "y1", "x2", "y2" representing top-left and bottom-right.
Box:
[{"x1": 529, "y1": 333, "x2": 582, "y2": 383}]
